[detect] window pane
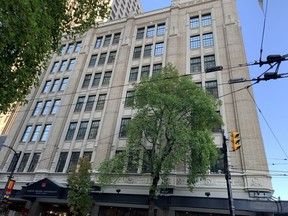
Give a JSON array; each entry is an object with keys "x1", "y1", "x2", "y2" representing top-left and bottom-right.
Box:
[
  {"x1": 51, "y1": 62, "x2": 59, "y2": 73},
  {"x1": 204, "y1": 55, "x2": 216, "y2": 70},
  {"x1": 133, "y1": 47, "x2": 142, "y2": 59},
  {"x1": 95, "y1": 94, "x2": 106, "y2": 110},
  {"x1": 67, "y1": 59, "x2": 76, "y2": 71},
  {"x1": 65, "y1": 122, "x2": 77, "y2": 140},
  {"x1": 30, "y1": 125, "x2": 41, "y2": 142},
  {"x1": 203, "y1": 33, "x2": 214, "y2": 47},
  {"x1": 42, "y1": 80, "x2": 51, "y2": 93},
  {"x1": 83, "y1": 151, "x2": 92, "y2": 161},
  {"x1": 119, "y1": 118, "x2": 131, "y2": 137},
  {"x1": 205, "y1": 80, "x2": 218, "y2": 98},
  {"x1": 41, "y1": 100, "x2": 51, "y2": 115},
  {"x1": 155, "y1": 42, "x2": 164, "y2": 56},
  {"x1": 74, "y1": 41, "x2": 82, "y2": 52},
  {"x1": 124, "y1": 91, "x2": 134, "y2": 107},
  {"x1": 88, "y1": 120, "x2": 100, "y2": 139},
  {"x1": 152, "y1": 64, "x2": 162, "y2": 76},
  {"x1": 59, "y1": 78, "x2": 69, "y2": 91},
  {"x1": 190, "y1": 57, "x2": 201, "y2": 73},
  {"x1": 66, "y1": 43, "x2": 74, "y2": 54},
  {"x1": 85, "y1": 95, "x2": 96, "y2": 111},
  {"x1": 103, "y1": 35, "x2": 112, "y2": 46},
  {"x1": 82, "y1": 74, "x2": 92, "y2": 88},
  {"x1": 92, "y1": 73, "x2": 101, "y2": 87},
  {"x1": 7, "y1": 154, "x2": 19, "y2": 172},
  {"x1": 141, "y1": 65, "x2": 150, "y2": 80},
  {"x1": 202, "y1": 14, "x2": 212, "y2": 26},
  {"x1": 190, "y1": 35, "x2": 200, "y2": 49},
  {"x1": 55, "y1": 152, "x2": 68, "y2": 172},
  {"x1": 129, "y1": 68, "x2": 138, "y2": 82},
  {"x1": 51, "y1": 99, "x2": 61, "y2": 114},
  {"x1": 98, "y1": 53, "x2": 107, "y2": 65},
  {"x1": 40, "y1": 124, "x2": 51, "y2": 141},
  {"x1": 190, "y1": 16, "x2": 199, "y2": 28},
  {"x1": 95, "y1": 37, "x2": 103, "y2": 48},
  {"x1": 136, "y1": 28, "x2": 145, "y2": 39},
  {"x1": 102, "y1": 72, "x2": 111, "y2": 86},
  {"x1": 32, "y1": 101, "x2": 43, "y2": 116},
  {"x1": 156, "y1": 23, "x2": 165, "y2": 35},
  {"x1": 76, "y1": 121, "x2": 88, "y2": 140},
  {"x1": 88, "y1": 55, "x2": 97, "y2": 67},
  {"x1": 21, "y1": 126, "x2": 32, "y2": 142},
  {"x1": 112, "y1": 33, "x2": 121, "y2": 44},
  {"x1": 59, "y1": 60, "x2": 67, "y2": 72},
  {"x1": 27, "y1": 153, "x2": 40, "y2": 172},
  {"x1": 67, "y1": 152, "x2": 80, "y2": 172},
  {"x1": 146, "y1": 26, "x2": 155, "y2": 37},
  {"x1": 17, "y1": 153, "x2": 30, "y2": 172},
  {"x1": 108, "y1": 51, "x2": 116, "y2": 63},
  {"x1": 74, "y1": 96, "x2": 85, "y2": 112},
  {"x1": 144, "y1": 44, "x2": 152, "y2": 57},
  {"x1": 51, "y1": 79, "x2": 60, "y2": 92}
]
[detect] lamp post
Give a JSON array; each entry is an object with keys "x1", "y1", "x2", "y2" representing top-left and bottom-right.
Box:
[{"x1": 0, "y1": 144, "x2": 21, "y2": 204}]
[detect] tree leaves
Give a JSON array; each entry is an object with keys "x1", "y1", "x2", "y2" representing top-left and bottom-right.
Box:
[{"x1": 0, "y1": 0, "x2": 110, "y2": 113}]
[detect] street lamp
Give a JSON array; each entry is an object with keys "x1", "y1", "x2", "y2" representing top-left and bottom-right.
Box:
[{"x1": 0, "y1": 144, "x2": 21, "y2": 205}]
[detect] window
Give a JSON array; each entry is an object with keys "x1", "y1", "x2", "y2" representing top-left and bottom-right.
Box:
[
  {"x1": 127, "y1": 152, "x2": 138, "y2": 173},
  {"x1": 42, "y1": 80, "x2": 51, "y2": 93},
  {"x1": 146, "y1": 26, "x2": 155, "y2": 37},
  {"x1": 112, "y1": 33, "x2": 121, "y2": 44},
  {"x1": 66, "y1": 43, "x2": 74, "y2": 54},
  {"x1": 76, "y1": 121, "x2": 88, "y2": 140},
  {"x1": 142, "y1": 150, "x2": 152, "y2": 173},
  {"x1": 98, "y1": 53, "x2": 107, "y2": 65},
  {"x1": 74, "y1": 96, "x2": 85, "y2": 112},
  {"x1": 17, "y1": 153, "x2": 30, "y2": 172},
  {"x1": 152, "y1": 64, "x2": 162, "y2": 76},
  {"x1": 205, "y1": 80, "x2": 218, "y2": 98},
  {"x1": 7, "y1": 154, "x2": 19, "y2": 172},
  {"x1": 102, "y1": 72, "x2": 111, "y2": 86},
  {"x1": 27, "y1": 153, "x2": 40, "y2": 172},
  {"x1": 133, "y1": 46, "x2": 142, "y2": 59},
  {"x1": 40, "y1": 124, "x2": 51, "y2": 141},
  {"x1": 190, "y1": 16, "x2": 199, "y2": 28},
  {"x1": 103, "y1": 35, "x2": 112, "y2": 46},
  {"x1": 119, "y1": 118, "x2": 131, "y2": 137},
  {"x1": 21, "y1": 126, "x2": 32, "y2": 142},
  {"x1": 55, "y1": 152, "x2": 68, "y2": 172},
  {"x1": 129, "y1": 67, "x2": 138, "y2": 82},
  {"x1": 190, "y1": 35, "x2": 201, "y2": 49},
  {"x1": 82, "y1": 74, "x2": 92, "y2": 88},
  {"x1": 124, "y1": 91, "x2": 133, "y2": 107},
  {"x1": 65, "y1": 122, "x2": 77, "y2": 140},
  {"x1": 60, "y1": 45, "x2": 66, "y2": 55},
  {"x1": 144, "y1": 44, "x2": 152, "y2": 57},
  {"x1": 30, "y1": 125, "x2": 41, "y2": 142},
  {"x1": 59, "y1": 60, "x2": 67, "y2": 72},
  {"x1": 156, "y1": 23, "x2": 165, "y2": 35},
  {"x1": 210, "y1": 149, "x2": 224, "y2": 174},
  {"x1": 88, "y1": 120, "x2": 100, "y2": 139},
  {"x1": 85, "y1": 95, "x2": 96, "y2": 111},
  {"x1": 155, "y1": 42, "x2": 164, "y2": 55},
  {"x1": 51, "y1": 99, "x2": 61, "y2": 114},
  {"x1": 190, "y1": 57, "x2": 201, "y2": 73},
  {"x1": 88, "y1": 54, "x2": 97, "y2": 67},
  {"x1": 141, "y1": 65, "x2": 150, "y2": 79},
  {"x1": 41, "y1": 100, "x2": 52, "y2": 115},
  {"x1": 92, "y1": 73, "x2": 101, "y2": 87},
  {"x1": 51, "y1": 62, "x2": 59, "y2": 73},
  {"x1": 202, "y1": 14, "x2": 212, "y2": 26},
  {"x1": 95, "y1": 37, "x2": 103, "y2": 48},
  {"x1": 95, "y1": 94, "x2": 106, "y2": 110},
  {"x1": 59, "y1": 78, "x2": 69, "y2": 91},
  {"x1": 51, "y1": 79, "x2": 60, "y2": 92},
  {"x1": 203, "y1": 33, "x2": 214, "y2": 47},
  {"x1": 74, "y1": 41, "x2": 81, "y2": 52},
  {"x1": 32, "y1": 101, "x2": 43, "y2": 116},
  {"x1": 83, "y1": 151, "x2": 92, "y2": 161},
  {"x1": 108, "y1": 51, "x2": 116, "y2": 63},
  {"x1": 67, "y1": 152, "x2": 80, "y2": 172},
  {"x1": 67, "y1": 58, "x2": 76, "y2": 70},
  {"x1": 136, "y1": 28, "x2": 145, "y2": 39},
  {"x1": 204, "y1": 55, "x2": 216, "y2": 70}
]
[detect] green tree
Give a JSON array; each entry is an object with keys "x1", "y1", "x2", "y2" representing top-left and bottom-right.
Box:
[
  {"x1": 98, "y1": 64, "x2": 223, "y2": 216},
  {"x1": 0, "y1": 0, "x2": 110, "y2": 113},
  {"x1": 67, "y1": 156, "x2": 94, "y2": 216}
]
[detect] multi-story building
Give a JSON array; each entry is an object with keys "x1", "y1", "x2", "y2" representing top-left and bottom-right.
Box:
[
  {"x1": 108, "y1": 0, "x2": 143, "y2": 20},
  {"x1": 1, "y1": 0, "x2": 287, "y2": 215}
]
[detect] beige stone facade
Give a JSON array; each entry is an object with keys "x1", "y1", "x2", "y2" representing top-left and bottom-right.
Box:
[{"x1": 0, "y1": 0, "x2": 277, "y2": 215}]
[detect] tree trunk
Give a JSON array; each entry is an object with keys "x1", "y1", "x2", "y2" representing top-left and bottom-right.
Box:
[{"x1": 148, "y1": 174, "x2": 160, "y2": 216}]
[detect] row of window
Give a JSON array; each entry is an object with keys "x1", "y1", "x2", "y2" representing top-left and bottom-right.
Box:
[
  {"x1": 55, "y1": 151, "x2": 92, "y2": 172},
  {"x1": 74, "y1": 94, "x2": 107, "y2": 112},
  {"x1": 82, "y1": 71, "x2": 112, "y2": 88},
  {"x1": 42, "y1": 78, "x2": 69, "y2": 93},
  {"x1": 59, "y1": 41, "x2": 82, "y2": 56},
  {"x1": 32, "y1": 99, "x2": 61, "y2": 116},
  {"x1": 95, "y1": 32, "x2": 121, "y2": 48},
  {"x1": 88, "y1": 51, "x2": 117, "y2": 68},
  {"x1": 133, "y1": 42, "x2": 164, "y2": 58},
  {"x1": 65, "y1": 120, "x2": 100, "y2": 141},
  {"x1": 8, "y1": 152, "x2": 41, "y2": 173},
  {"x1": 190, "y1": 55, "x2": 216, "y2": 73},
  {"x1": 50, "y1": 59, "x2": 76, "y2": 73},
  {"x1": 190, "y1": 13, "x2": 212, "y2": 29},
  {"x1": 190, "y1": 33, "x2": 214, "y2": 49},
  {"x1": 128, "y1": 63, "x2": 162, "y2": 82},
  {"x1": 136, "y1": 23, "x2": 166, "y2": 39},
  {"x1": 21, "y1": 124, "x2": 52, "y2": 142}
]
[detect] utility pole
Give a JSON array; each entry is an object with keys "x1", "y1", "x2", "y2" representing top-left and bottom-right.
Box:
[{"x1": 222, "y1": 130, "x2": 235, "y2": 216}]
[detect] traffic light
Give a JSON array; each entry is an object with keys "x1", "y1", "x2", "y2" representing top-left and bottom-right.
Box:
[{"x1": 230, "y1": 131, "x2": 241, "y2": 151}]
